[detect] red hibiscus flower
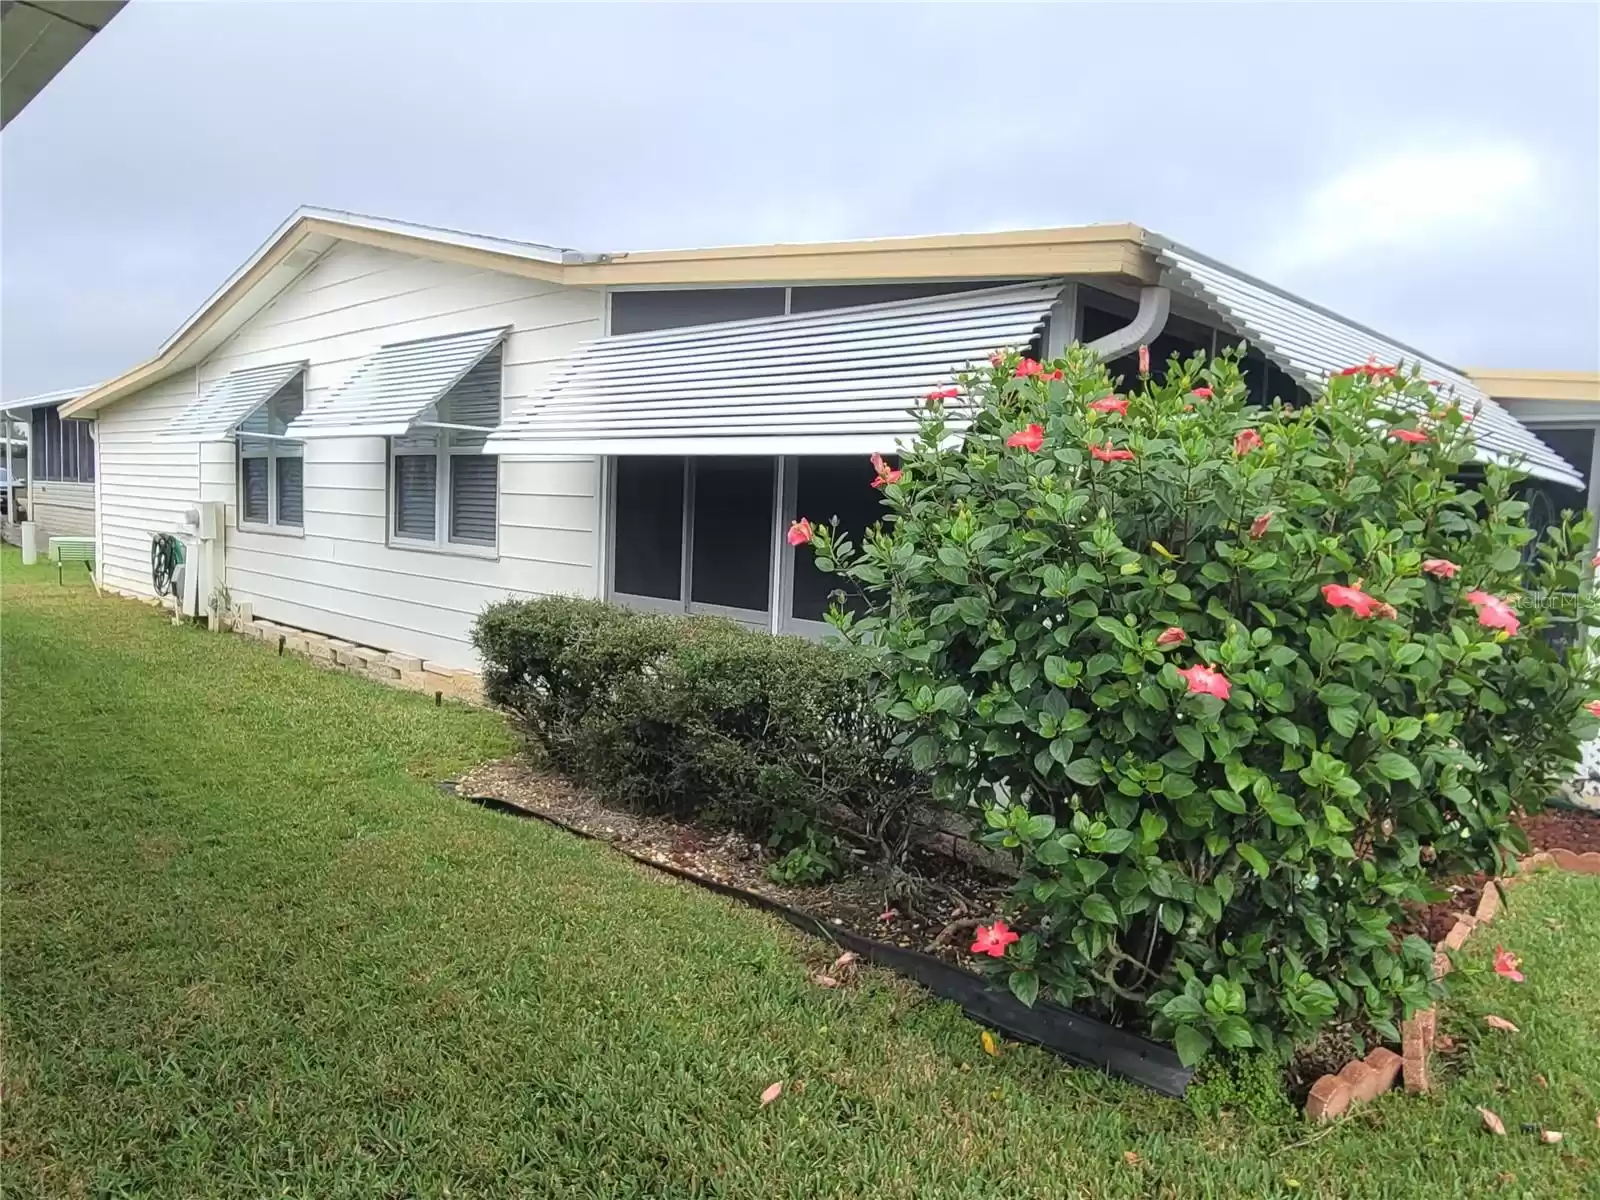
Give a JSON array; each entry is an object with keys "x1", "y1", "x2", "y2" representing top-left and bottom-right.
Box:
[
  {"x1": 786, "y1": 519, "x2": 814, "y2": 547},
  {"x1": 1006, "y1": 424, "x2": 1045, "y2": 453},
  {"x1": 1322, "y1": 582, "x2": 1380, "y2": 619},
  {"x1": 1177, "y1": 663, "x2": 1231, "y2": 701},
  {"x1": 1090, "y1": 441, "x2": 1135, "y2": 462},
  {"x1": 869, "y1": 453, "x2": 901, "y2": 489},
  {"x1": 1088, "y1": 396, "x2": 1129, "y2": 415},
  {"x1": 1014, "y1": 358, "x2": 1044, "y2": 378},
  {"x1": 925, "y1": 386, "x2": 960, "y2": 403},
  {"x1": 1422, "y1": 558, "x2": 1459, "y2": 579},
  {"x1": 1138, "y1": 345, "x2": 1150, "y2": 376},
  {"x1": 1047, "y1": 368, "x2": 1064, "y2": 381},
  {"x1": 1336, "y1": 359, "x2": 1397, "y2": 378},
  {"x1": 1585, "y1": 701, "x2": 1600, "y2": 717},
  {"x1": 1155, "y1": 626, "x2": 1186, "y2": 648},
  {"x1": 1493, "y1": 947, "x2": 1524, "y2": 983},
  {"x1": 1250, "y1": 512, "x2": 1273, "y2": 539},
  {"x1": 1234, "y1": 428, "x2": 1262, "y2": 456},
  {"x1": 1465, "y1": 589, "x2": 1519, "y2": 635},
  {"x1": 1390, "y1": 428, "x2": 1429, "y2": 444},
  {"x1": 971, "y1": 920, "x2": 1020, "y2": 958},
  {"x1": 1191, "y1": 387, "x2": 1213, "y2": 400},
  {"x1": 989, "y1": 351, "x2": 1006, "y2": 367}
]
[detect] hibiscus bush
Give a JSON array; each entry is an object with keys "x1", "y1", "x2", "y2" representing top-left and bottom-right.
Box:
[{"x1": 806, "y1": 343, "x2": 1600, "y2": 1063}]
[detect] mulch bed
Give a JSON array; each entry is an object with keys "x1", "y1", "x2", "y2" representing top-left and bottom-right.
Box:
[
  {"x1": 1400, "y1": 805, "x2": 1600, "y2": 946},
  {"x1": 455, "y1": 758, "x2": 1011, "y2": 967}
]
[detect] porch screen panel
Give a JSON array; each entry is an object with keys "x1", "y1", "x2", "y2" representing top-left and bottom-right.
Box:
[
  {"x1": 791, "y1": 456, "x2": 887, "y2": 622},
  {"x1": 690, "y1": 457, "x2": 772, "y2": 612},
  {"x1": 613, "y1": 456, "x2": 684, "y2": 600}
]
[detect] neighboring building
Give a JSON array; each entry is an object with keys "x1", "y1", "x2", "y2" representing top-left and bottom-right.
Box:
[
  {"x1": 1466, "y1": 369, "x2": 1600, "y2": 537},
  {"x1": 59, "y1": 207, "x2": 1588, "y2": 670},
  {"x1": 0, "y1": 388, "x2": 97, "y2": 544}
]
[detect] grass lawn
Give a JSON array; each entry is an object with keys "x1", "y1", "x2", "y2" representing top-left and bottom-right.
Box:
[{"x1": 2, "y1": 545, "x2": 1597, "y2": 1198}]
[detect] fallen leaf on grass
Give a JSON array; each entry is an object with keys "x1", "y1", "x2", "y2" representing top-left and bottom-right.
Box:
[
  {"x1": 1435, "y1": 1034, "x2": 1457, "y2": 1054},
  {"x1": 760, "y1": 1081, "x2": 784, "y2": 1107},
  {"x1": 810, "y1": 973, "x2": 840, "y2": 989},
  {"x1": 1484, "y1": 1015, "x2": 1519, "y2": 1034},
  {"x1": 1479, "y1": 1106, "x2": 1507, "y2": 1136},
  {"x1": 832, "y1": 951, "x2": 859, "y2": 972},
  {"x1": 1540, "y1": 1130, "x2": 1563, "y2": 1144},
  {"x1": 1534, "y1": 1074, "x2": 1547, "y2": 1089},
  {"x1": 1496, "y1": 1172, "x2": 1516, "y2": 1185},
  {"x1": 981, "y1": 1030, "x2": 1000, "y2": 1058},
  {"x1": 1122, "y1": 1151, "x2": 1141, "y2": 1166}
]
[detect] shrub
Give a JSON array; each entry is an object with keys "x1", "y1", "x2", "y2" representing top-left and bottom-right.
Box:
[
  {"x1": 473, "y1": 598, "x2": 923, "y2": 860},
  {"x1": 809, "y1": 344, "x2": 1600, "y2": 1063}
]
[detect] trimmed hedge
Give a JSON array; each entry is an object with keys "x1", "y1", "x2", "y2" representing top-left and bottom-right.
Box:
[{"x1": 473, "y1": 597, "x2": 923, "y2": 856}]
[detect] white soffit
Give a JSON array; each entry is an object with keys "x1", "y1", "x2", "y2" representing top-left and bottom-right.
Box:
[
  {"x1": 486, "y1": 281, "x2": 1065, "y2": 456},
  {"x1": 1153, "y1": 240, "x2": 1585, "y2": 489},
  {"x1": 156, "y1": 361, "x2": 307, "y2": 442},
  {"x1": 286, "y1": 326, "x2": 508, "y2": 439}
]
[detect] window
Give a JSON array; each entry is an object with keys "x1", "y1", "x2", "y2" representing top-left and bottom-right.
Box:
[
  {"x1": 236, "y1": 375, "x2": 305, "y2": 532},
  {"x1": 387, "y1": 346, "x2": 501, "y2": 553},
  {"x1": 27, "y1": 407, "x2": 96, "y2": 483},
  {"x1": 609, "y1": 453, "x2": 889, "y2": 633}
]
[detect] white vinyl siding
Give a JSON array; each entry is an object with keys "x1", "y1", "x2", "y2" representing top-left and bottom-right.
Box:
[{"x1": 96, "y1": 240, "x2": 606, "y2": 667}]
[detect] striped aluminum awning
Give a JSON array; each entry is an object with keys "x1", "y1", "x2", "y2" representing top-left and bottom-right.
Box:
[
  {"x1": 485, "y1": 281, "x2": 1065, "y2": 456},
  {"x1": 286, "y1": 326, "x2": 508, "y2": 439},
  {"x1": 156, "y1": 361, "x2": 307, "y2": 442},
  {"x1": 1153, "y1": 240, "x2": 1584, "y2": 489}
]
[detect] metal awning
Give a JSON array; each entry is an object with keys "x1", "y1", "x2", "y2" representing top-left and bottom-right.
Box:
[
  {"x1": 1152, "y1": 239, "x2": 1585, "y2": 489},
  {"x1": 485, "y1": 282, "x2": 1065, "y2": 456},
  {"x1": 156, "y1": 361, "x2": 307, "y2": 442},
  {"x1": 286, "y1": 326, "x2": 508, "y2": 440}
]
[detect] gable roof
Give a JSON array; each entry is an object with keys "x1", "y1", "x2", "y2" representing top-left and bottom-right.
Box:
[{"x1": 59, "y1": 207, "x2": 1147, "y2": 418}]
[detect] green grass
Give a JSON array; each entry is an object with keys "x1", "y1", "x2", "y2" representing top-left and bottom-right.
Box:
[{"x1": 3, "y1": 545, "x2": 1597, "y2": 1198}]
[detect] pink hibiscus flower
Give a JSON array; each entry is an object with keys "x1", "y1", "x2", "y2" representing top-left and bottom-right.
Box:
[
  {"x1": 1177, "y1": 664, "x2": 1231, "y2": 701},
  {"x1": 1155, "y1": 626, "x2": 1187, "y2": 648},
  {"x1": 1422, "y1": 559, "x2": 1459, "y2": 579},
  {"x1": 786, "y1": 519, "x2": 814, "y2": 547},
  {"x1": 1088, "y1": 396, "x2": 1128, "y2": 415},
  {"x1": 1493, "y1": 947, "x2": 1524, "y2": 983},
  {"x1": 869, "y1": 453, "x2": 901, "y2": 489},
  {"x1": 971, "y1": 920, "x2": 1020, "y2": 958},
  {"x1": 1322, "y1": 582, "x2": 1380, "y2": 619},
  {"x1": 1234, "y1": 428, "x2": 1262, "y2": 456},
  {"x1": 1465, "y1": 590, "x2": 1519, "y2": 635},
  {"x1": 1089, "y1": 441, "x2": 1135, "y2": 463},
  {"x1": 1006, "y1": 424, "x2": 1044, "y2": 453}
]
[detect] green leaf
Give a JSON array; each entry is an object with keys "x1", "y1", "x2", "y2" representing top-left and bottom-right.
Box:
[
  {"x1": 1328, "y1": 705, "x2": 1359, "y2": 738},
  {"x1": 1301, "y1": 911, "x2": 1330, "y2": 949},
  {"x1": 1094, "y1": 616, "x2": 1138, "y2": 650},
  {"x1": 1375, "y1": 752, "x2": 1420, "y2": 784},
  {"x1": 1008, "y1": 970, "x2": 1040, "y2": 1007},
  {"x1": 1162, "y1": 993, "x2": 1206, "y2": 1021},
  {"x1": 932, "y1": 684, "x2": 967, "y2": 714},
  {"x1": 1076, "y1": 859, "x2": 1109, "y2": 886},
  {"x1": 1064, "y1": 758, "x2": 1102, "y2": 786},
  {"x1": 1080, "y1": 893, "x2": 1119, "y2": 924},
  {"x1": 1160, "y1": 774, "x2": 1196, "y2": 800},
  {"x1": 1175, "y1": 725, "x2": 1207, "y2": 761},
  {"x1": 910, "y1": 736, "x2": 940, "y2": 771},
  {"x1": 1237, "y1": 844, "x2": 1270, "y2": 878},
  {"x1": 1322, "y1": 804, "x2": 1355, "y2": 833},
  {"x1": 1224, "y1": 757, "x2": 1253, "y2": 795},
  {"x1": 1173, "y1": 1024, "x2": 1212, "y2": 1067},
  {"x1": 1140, "y1": 812, "x2": 1169, "y2": 843},
  {"x1": 1214, "y1": 1016, "x2": 1255, "y2": 1050},
  {"x1": 1265, "y1": 717, "x2": 1300, "y2": 745},
  {"x1": 1095, "y1": 828, "x2": 1136, "y2": 855},
  {"x1": 1319, "y1": 683, "x2": 1362, "y2": 707},
  {"x1": 1195, "y1": 886, "x2": 1223, "y2": 923},
  {"x1": 973, "y1": 642, "x2": 1013, "y2": 672},
  {"x1": 1160, "y1": 902, "x2": 1185, "y2": 934},
  {"x1": 1211, "y1": 788, "x2": 1247, "y2": 815},
  {"x1": 1023, "y1": 814, "x2": 1056, "y2": 840}
]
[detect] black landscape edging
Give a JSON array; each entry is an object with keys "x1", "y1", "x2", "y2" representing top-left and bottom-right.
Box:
[{"x1": 442, "y1": 781, "x2": 1193, "y2": 1098}]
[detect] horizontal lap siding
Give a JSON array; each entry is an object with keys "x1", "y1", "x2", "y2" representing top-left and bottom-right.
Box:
[
  {"x1": 97, "y1": 374, "x2": 201, "y2": 596},
  {"x1": 103, "y1": 241, "x2": 606, "y2": 669},
  {"x1": 29, "y1": 480, "x2": 95, "y2": 540}
]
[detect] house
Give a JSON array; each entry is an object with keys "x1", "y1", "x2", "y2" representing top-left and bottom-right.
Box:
[
  {"x1": 1467, "y1": 370, "x2": 1600, "y2": 531},
  {"x1": 56, "y1": 207, "x2": 1592, "y2": 671},
  {"x1": 0, "y1": 388, "x2": 98, "y2": 544}
]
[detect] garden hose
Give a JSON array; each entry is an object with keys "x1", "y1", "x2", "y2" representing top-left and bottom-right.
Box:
[{"x1": 151, "y1": 532, "x2": 185, "y2": 599}]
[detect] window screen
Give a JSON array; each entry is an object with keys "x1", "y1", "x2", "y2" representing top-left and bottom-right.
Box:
[
  {"x1": 31, "y1": 409, "x2": 47, "y2": 479},
  {"x1": 791, "y1": 456, "x2": 887, "y2": 621},
  {"x1": 60, "y1": 414, "x2": 78, "y2": 480},
  {"x1": 613, "y1": 457, "x2": 685, "y2": 600},
  {"x1": 394, "y1": 454, "x2": 437, "y2": 540},
  {"x1": 449, "y1": 455, "x2": 498, "y2": 546},
  {"x1": 275, "y1": 455, "x2": 304, "y2": 527},
  {"x1": 690, "y1": 457, "x2": 773, "y2": 612},
  {"x1": 44, "y1": 410, "x2": 63, "y2": 481},
  {"x1": 77, "y1": 421, "x2": 95, "y2": 482},
  {"x1": 610, "y1": 289, "x2": 786, "y2": 335},
  {"x1": 240, "y1": 456, "x2": 269, "y2": 524}
]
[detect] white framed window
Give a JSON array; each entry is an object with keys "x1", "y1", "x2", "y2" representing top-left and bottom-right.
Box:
[
  {"x1": 386, "y1": 347, "x2": 501, "y2": 556},
  {"x1": 237, "y1": 377, "x2": 305, "y2": 534}
]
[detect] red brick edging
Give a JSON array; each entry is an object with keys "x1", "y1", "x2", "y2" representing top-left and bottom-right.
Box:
[{"x1": 1303, "y1": 847, "x2": 1600, "y2": 1122}]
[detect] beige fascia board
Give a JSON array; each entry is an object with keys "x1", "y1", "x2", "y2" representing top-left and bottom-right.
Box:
[
  {"x1": 61, "y1": 218, "x2": 1154, "y2": 418},
  {"x1": 1466, "y1": 368, "x2": 1600, "y2": 404}
]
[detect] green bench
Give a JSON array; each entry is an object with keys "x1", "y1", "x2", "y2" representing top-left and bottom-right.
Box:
[{"x1": 48, "y1": 536, "x2": 95, "y2": 586}]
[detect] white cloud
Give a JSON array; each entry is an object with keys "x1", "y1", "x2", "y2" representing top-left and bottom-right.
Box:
[{"x1": 1267, "y1": 145, "x2": 1542, "y2": 272}]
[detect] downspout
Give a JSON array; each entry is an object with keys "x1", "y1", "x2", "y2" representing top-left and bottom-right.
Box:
[{"x1": 1084, "y1": 286, "x2": 1171, "y2": 361}]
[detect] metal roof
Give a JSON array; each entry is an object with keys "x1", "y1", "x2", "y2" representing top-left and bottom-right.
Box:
[
  {"x1": 155, "y1": 361, "x2": 307, "y2": 442},
  {"x1": 286, "y1": 326, "x2": 508, "y2": 439},
  {"x1": 0, "y1": 385, "x2": 95, "y2": 414},
  {"x1": 485, "y1": 281, "x2": 1064, "y2": 456},
  {"x1": 1152, "y1": 239, "x2": 1585, "y2": 489}
]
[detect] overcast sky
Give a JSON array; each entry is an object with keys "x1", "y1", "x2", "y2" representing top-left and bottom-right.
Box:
[{"x1": 2, "y1": 1, "x2": 1597, "y2": 398}]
